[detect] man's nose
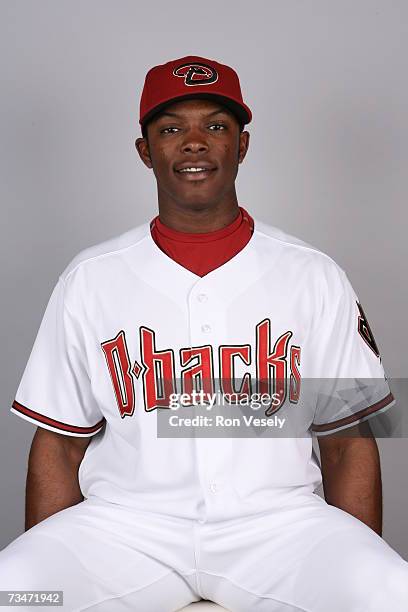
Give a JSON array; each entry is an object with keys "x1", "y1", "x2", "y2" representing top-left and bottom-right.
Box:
[{"x1": 181, "y1": 128, "x2": 209, "y2": 154}]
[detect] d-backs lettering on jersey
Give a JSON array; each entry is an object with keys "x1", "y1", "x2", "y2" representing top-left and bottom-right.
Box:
[{"x1": 101, "y1": 318, "x2": 302, "y2": 417}]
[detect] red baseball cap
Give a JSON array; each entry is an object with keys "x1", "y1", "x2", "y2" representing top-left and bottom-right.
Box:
[{"x1": 139, "y1": 55, "x2": 252, "y2": 130}]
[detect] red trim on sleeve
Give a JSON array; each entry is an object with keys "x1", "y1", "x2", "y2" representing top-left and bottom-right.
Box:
[
  {"x1": 12, "y1": 400, "x2": 105, "y2": 434},
  {"x1": 311, "y1": 392, "x2": 395, "y2": 433}
]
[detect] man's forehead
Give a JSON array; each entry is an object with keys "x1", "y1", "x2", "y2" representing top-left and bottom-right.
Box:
[{"x1": 154, "y1": 98, "x2": 234, "y2": 120}]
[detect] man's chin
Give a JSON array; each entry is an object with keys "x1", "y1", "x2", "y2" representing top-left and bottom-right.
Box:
[{"x1": 174, "y1": 191, "x2": 222, "y2": 211}]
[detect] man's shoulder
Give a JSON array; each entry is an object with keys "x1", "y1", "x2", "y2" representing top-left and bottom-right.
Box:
[
  {"x1": 254, "y1": 217, "x2": 325, "y2": 255},
  {"x1": 60, "y1": 221, "x2": 150, "y2": 283},
  {"x1": 254, "y1": 217, "x2": 346, "y2": 278}
]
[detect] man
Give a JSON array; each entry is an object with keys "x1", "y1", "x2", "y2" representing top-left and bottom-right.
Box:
[{"x1": 1, "y1": 55, "x2": 407, "y2": 611}]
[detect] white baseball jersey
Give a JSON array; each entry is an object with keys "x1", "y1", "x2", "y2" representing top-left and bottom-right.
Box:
[{"x1": 11, "y1": 217, "x2": 395, "y2": 522}]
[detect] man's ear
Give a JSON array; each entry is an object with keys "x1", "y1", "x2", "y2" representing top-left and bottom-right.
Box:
[
  {"x1": 238, "y1": 130, "x2": 250, "y2": 164},
  {"x1": 135, "y1": 137, "x2": 153, "y2": 169}
]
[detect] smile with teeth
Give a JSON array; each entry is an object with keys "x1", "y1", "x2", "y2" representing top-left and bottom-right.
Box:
[{"x1": 178, "y1": 167, "x2": 212, "y2": 173}]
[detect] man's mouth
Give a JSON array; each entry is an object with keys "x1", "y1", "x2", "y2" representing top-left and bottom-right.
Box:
[{"x1": 175, "y1": 166, "x2": 217, "y2": 180}]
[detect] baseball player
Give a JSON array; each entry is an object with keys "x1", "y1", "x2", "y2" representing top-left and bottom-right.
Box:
[{"x1": 1, "y1": 55, "x2": 407, "y2": 611}]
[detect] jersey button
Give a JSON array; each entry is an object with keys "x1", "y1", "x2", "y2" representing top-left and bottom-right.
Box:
[
  {"x1": 201, "y1": 324, "x2": 211, "y2": 333},
  {"x1": 197, "y1": 293, "x2": 208, "y2": 303},
  {"x1": 209, "y1": 483, "x2": 219, "y2": 493}
]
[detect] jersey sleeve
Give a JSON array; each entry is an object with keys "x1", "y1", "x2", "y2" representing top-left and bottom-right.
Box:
[
  {"x1": 306, "y1": 263, "x2": 395, "y2": 436},
  {"x1": 11, "y1": 277, "x2": 105, "y2": 437}
]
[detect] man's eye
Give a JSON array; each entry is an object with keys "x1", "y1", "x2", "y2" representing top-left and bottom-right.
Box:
[
  {"x1": 209, "y1": 123, "x2": 226, "y2": 131},
  {"x1": 161, "y1": 127, "x2": 179, "y2": 134}
]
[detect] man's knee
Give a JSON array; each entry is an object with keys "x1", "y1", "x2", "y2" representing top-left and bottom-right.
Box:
[
  {"x1": 0, "y1": 533, "x2": 68, "y2": 591},
  {"x1": 0, "y1": 539, "x2": 36, "y2": 588},
  {"x1": 351, "y1": 558, "x2": 408, "y2": 611},
  {"x1": 373, "y1": 561, "x2": 408, "y2": 610}
]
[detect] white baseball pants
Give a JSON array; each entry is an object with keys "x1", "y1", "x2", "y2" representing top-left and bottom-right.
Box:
[{"x1": 0, "y1": 493, "x2": 407, "y2": 611}]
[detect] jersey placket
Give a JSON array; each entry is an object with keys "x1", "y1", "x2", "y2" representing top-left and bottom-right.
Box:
[{"x1": 187, "y1": 277, "x2": 234, "y2": 522}]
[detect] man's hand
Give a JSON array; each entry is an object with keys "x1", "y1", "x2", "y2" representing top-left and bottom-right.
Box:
[
  {"x1": 317, "y1": 421, "x2": 382, "y2": 535},
  {"x1": 25, "y1": 427, "x2": 91, "y2": 531}
]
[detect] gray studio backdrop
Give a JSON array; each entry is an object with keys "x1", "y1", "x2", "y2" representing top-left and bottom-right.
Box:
[{"x1": 1, "y1": 1, "x2": 407, "y2": 555}]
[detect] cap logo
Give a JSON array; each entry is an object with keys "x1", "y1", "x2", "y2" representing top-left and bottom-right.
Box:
[{"x1": 173, "y1": 62, "x2": 218, "y2": 86}]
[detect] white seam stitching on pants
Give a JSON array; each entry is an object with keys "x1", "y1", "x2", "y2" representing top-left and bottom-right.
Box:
[
  {"x1": 78, "y1": 569, "x2": 180, "y2": 611},
  {"x1": 193, "y1": 521, "x2": 204, "y2": 597},
  {"x1": 199, "y1": 569, "x2": 312, "y2": 612}
]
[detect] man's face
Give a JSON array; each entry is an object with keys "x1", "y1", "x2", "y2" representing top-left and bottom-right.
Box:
[{"x1": 135, "y1": 98, "x2": 249, "y2": 210}]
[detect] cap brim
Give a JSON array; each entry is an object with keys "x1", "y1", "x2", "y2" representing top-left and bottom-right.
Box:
[{"x1": 140, "y1": 93, "x2": 252, "y2": 129}]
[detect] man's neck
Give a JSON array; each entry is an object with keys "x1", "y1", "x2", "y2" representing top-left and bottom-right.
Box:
[{"x1": 156, "y1": 195, "x2": 240, "y2": 234}]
